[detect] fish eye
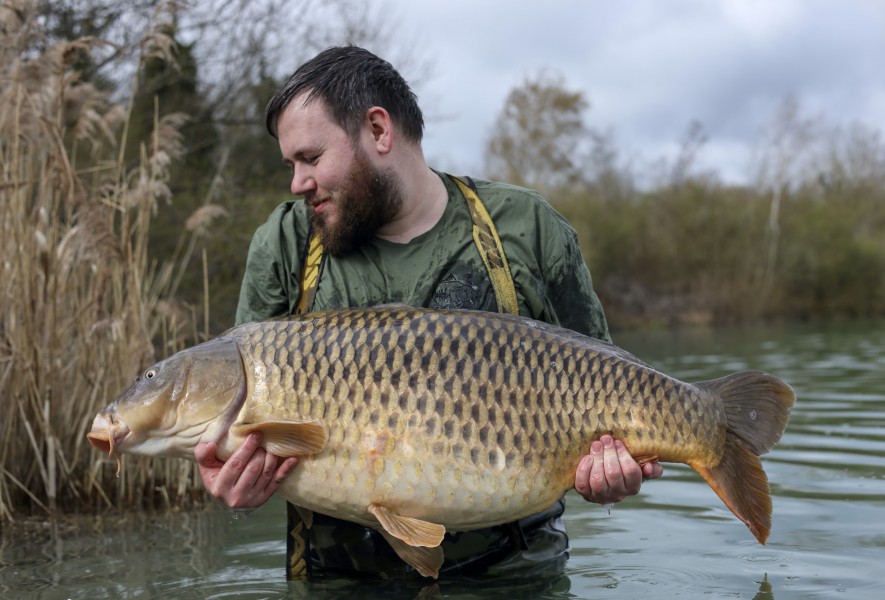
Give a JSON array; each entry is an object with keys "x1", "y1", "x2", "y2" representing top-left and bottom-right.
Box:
[{"x1": 135, "y1": 368, "x2": 159, "y2": 382}]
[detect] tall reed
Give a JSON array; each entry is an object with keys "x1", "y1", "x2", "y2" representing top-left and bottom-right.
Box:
[{"x1": 0, "y1": 1, "x2": 208, "y2": 522}]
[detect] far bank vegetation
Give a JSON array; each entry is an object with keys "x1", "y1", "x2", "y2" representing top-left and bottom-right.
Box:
[{"x1": 1, "y1": 0, "x2": 883, "y2": 521}]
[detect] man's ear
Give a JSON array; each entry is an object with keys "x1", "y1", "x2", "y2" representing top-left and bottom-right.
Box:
[{"x1": 365, "y1": 106, "x2": 393, "y2": 155}]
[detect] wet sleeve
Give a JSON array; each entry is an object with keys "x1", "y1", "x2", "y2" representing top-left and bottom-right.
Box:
[
  {"x1": 235, "y1": 205, "x2": 300, "y2": 325},
  {"x1": 540, "y1": 208, "x2": 612, "y2": 343}
]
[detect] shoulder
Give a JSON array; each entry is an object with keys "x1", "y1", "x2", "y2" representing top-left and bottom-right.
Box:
[
  {"x1": 237, "y1": 201, "x2": 309, "y2": 325},
  {"x1": 241, "y1": 199, "x2": 311, "y2": 290},
  {"x1": 470, "y1": 178, "x2": 545, "y2": 207},
  {"x1": 256, "y1": 200, "x2": 309, "y2": 239},
  {"x1": 247, "y1": 200, "x2": 310, "y2": 258},
  {"x1": 468, "y1": 178, "x2": 579, "y2": 248}
]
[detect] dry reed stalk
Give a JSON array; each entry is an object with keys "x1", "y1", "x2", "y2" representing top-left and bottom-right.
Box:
[{"x1": 0, "y1": 0, "x2": 210, "y2": 522}]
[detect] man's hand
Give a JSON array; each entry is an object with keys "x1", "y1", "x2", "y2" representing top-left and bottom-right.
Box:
[
  {"x1": 195, "y1": 433, "x2": 298, "y2": 509},
  {"x1": 574, "y1": 434, "x2": 663, "y2": 504}
]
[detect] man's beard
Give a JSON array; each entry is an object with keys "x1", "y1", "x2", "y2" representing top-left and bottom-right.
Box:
[{"x1": 307, "y1": 150, "x2": 402, "y2": 257}]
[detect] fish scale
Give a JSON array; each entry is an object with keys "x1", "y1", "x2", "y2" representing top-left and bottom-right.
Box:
[
  {"x1": 233, "y1": 309, "x2": 712, "y2": 521},
  {"x1": 88, "y1": 305, "x2": 795, "y2": 578}
]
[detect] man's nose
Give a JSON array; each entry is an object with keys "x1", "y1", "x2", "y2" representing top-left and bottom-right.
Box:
[{"x1": 291, "y1": 167, "x2": 316, "y2": 196}]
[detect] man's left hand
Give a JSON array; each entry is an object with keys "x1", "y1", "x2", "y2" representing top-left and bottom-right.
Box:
[{"x1": 574, "y1": 434, "x2": 663, "y2": 504}]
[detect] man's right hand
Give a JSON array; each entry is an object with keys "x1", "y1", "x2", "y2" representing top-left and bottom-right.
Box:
[{"x1": 195, "y1": 432, "x2": 298, "y2": 509}]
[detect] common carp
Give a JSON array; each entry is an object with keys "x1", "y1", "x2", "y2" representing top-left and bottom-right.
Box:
[{"x1": 87, "y1": 306, "x2": 795, "y2": 578}]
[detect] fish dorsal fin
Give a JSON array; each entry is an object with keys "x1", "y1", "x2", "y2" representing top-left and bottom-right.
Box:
[
  {"x1": 376, "y1": 529, "x2": 444, "y2": 579},
  {"x1": 369, "y1": 503, "x2": 446, "y2": 548},
  {"x1": 230, "y1": 420, "x2": 327, "y2": 456}
]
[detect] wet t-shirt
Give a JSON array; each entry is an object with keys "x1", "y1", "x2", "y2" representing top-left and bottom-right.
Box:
[{"x1": 236, "y1": 173, "x2": 611, "y2": 343}]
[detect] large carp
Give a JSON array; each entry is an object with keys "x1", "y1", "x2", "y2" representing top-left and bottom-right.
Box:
[{"x1": 87, "y1": 306, "x2": 794, "y2": 578}]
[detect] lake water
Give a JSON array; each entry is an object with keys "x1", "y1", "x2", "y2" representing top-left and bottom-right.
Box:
[{"x1": 2, "y1": 320, "x2": 884, "y2": 599}]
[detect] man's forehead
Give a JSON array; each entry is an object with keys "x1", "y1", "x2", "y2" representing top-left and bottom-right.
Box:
[
  {"x1": 278, "y1": 96, "x2": 340, "y2": 141},
  {"x1": 277, "y1": 96, "x2": 351, "y2": 157}
]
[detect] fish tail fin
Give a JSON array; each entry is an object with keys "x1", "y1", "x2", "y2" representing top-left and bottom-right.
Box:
[
  {"x1": 690, "y1": 436, "x2": 772, "y2": 543},
  {"x1": 691, "y1": 371, "x2": 796, "y2": 544}
]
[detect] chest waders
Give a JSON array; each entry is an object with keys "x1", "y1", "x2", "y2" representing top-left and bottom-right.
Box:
[{"x1": 286, "y1": 175, "x2": 519, "y2": 579}]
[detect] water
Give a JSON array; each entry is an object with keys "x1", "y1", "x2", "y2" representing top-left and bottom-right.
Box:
[{"x1": 2, "y1": 321, "x2": 884, "y2": 599}]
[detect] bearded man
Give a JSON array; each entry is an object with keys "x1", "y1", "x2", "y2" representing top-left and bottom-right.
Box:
[{"x1": 194, "y1": 46, "x2": 662, "y2": 580}]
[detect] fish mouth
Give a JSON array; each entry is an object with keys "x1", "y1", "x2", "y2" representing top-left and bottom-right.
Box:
[{"x1": 87, "y1": 413, "x2": 129, "y2": 476}]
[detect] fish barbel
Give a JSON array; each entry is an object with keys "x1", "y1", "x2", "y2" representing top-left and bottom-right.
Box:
[{"x1": 87, "y1": 306, "x2": 795, "y2": 578}]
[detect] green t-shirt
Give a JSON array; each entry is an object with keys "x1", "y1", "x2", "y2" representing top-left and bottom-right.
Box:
[{"x1": 236, "y1": 173, "x2": 610, "y2": 342}]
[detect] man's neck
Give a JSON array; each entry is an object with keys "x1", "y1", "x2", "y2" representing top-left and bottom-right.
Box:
[{"x1": 376, "y1": 163, "x2": 448, "y2": 244}]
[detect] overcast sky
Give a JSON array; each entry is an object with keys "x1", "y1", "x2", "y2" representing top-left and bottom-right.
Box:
[{"x1": 380, "y1": 0, "x2": 885, "y2": 185}]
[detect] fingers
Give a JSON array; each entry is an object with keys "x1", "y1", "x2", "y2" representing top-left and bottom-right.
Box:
[
  {"x1": 250, "y1": 447, "x2": 294, "y2": 498},
  {"x1": 575, "y1": 437, "x2": 609, "y2": 503},
  {"x1": 642, "y1": 460, "x2": 664, "y2": 481},
  {"x1": 574, "y1": 449, "x2": 595, "y2": 500},
  {"x1": 195, "y1": 440, "x2": 221, "y2": 469},
  {"x1": 575, "y1": 434, "x2": 651, "y2": 504},
  {"x1": 216, "y1": 434, "x2": 271, "y2": 507},
  {"x1": 196, "y1": 433, "x2": 299, "y2": 510},
  {"x1": 595, "y1": 435, "x2": 631, "y2": 503},
  {"x1": 268, "y1": 457, "x2": 299, "y2": 492},
  {"x1": 611, "y1": 438, "x2": 642, "y2": 498}
]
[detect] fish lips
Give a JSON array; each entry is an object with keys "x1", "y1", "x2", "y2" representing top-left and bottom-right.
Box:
[{"x1": 86, "y1": 412, "x2": 130, "y2": 458}]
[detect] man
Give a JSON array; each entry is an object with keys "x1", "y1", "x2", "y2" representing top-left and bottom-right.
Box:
[{"x1": 195, "y1": 46, "x2": 662, "y2": 579}]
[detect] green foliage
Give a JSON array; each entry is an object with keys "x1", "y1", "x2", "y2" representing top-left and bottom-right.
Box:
[
  {"x1": 558, "y1": 174, "x2": 885, "y2": 327},
  {"x1": 778, "y1": 187, "x2": 885, "y2": 319}
]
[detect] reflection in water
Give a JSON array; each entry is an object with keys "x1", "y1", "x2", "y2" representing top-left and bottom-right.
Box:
[
  {"x1": 0, "y1": 509, "x2": 229, "y2": 598},
  {"x1": 753, "y1": 574, "x2": 775, "y2": 600},
  {"x1": 2, "y1": 321, "x2": 884, "y2": 599}
]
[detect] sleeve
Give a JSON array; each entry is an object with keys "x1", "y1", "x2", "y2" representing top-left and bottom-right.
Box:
[
  {"x1": 538, "y1": 205, "x2": 612, "y2": 343},
  {"x1": 235, "y1": 203, "x2": 301, "y2": 325}
]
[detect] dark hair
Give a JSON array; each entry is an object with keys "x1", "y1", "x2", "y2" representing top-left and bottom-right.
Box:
[{"x1": 265, "y1": 46, "x2": 424, "y2": 143}]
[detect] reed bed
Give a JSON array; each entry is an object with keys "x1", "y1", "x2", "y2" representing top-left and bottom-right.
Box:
[{"x1": 0, "y1": 1, "x2": 208, "y2": 522}]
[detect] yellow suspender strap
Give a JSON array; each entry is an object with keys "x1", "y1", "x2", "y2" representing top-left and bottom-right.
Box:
[
  {"x1": 286, "y1": 502, "x2": 309, "y2": 579},
  {"x1": 294, "y1": 177, "x2": 519, "y2": 317},
  {"x1": 294, "y1": 228, "x2": 324, "y2": 315},
  {"x1": 450, "y1": 175, "x2": 520, "y2": 315},
  {"x1": 290, "y1": 228, "x2": 322, "y2": 578}
]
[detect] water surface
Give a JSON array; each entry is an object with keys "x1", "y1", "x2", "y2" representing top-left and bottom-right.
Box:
[{"x1": 2, "y1": 320, "x2": 883, "y2": 599}]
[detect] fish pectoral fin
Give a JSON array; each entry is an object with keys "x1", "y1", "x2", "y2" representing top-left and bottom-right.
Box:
[
  {"x1": 376, "y1": 529, "x2": 444, "y2": 579},
  {"x1": 368, "y1": 504, "x2": 446, "y2": 548},
  {"x1": 230, "y1": 420, "x2": 327, "y2": 456}
]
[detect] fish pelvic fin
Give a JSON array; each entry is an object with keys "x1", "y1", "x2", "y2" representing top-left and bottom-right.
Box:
[
  {"x1": 376, "y1": 529, "x2": 445, "y2": 579},
  {"x1": 692, "y1": 370, "x2": 796, "y2": 544},
  {"x1": 369, "y1": 504, "x2": 446, "y2": 578},
  {"x1": 369, "y1": 503, "x2": 446, "y2": 548},
  {"x1": 230, "y1": 420, "x2": 328, "y2": 456}
]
